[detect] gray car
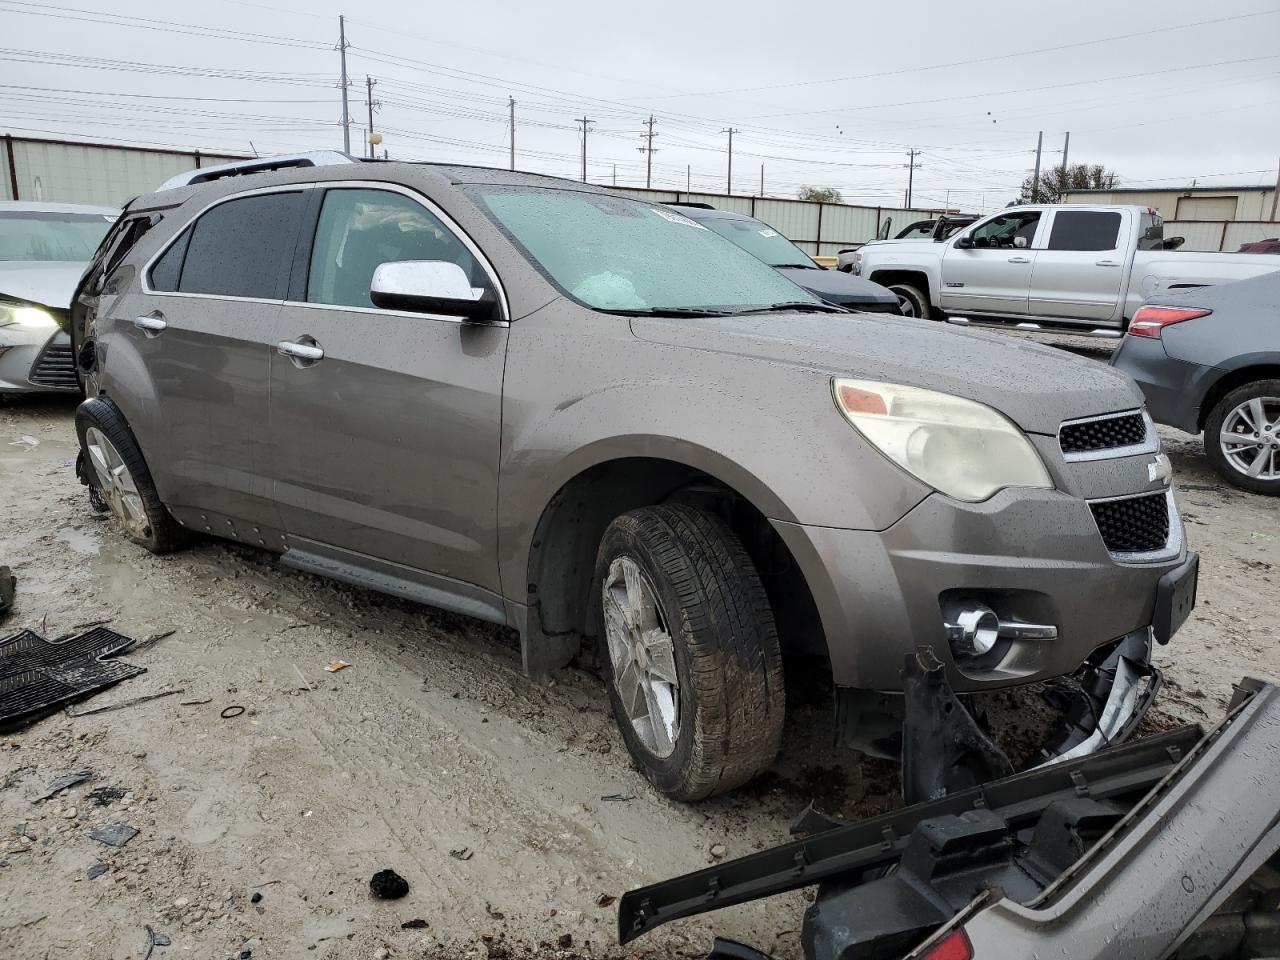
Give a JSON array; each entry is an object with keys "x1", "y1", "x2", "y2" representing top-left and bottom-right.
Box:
[
  {"x1": 0, "y1": 201, "x2": 118, "y2": 395},
  {"x1": 1111, "y1": 270, "x2": 1280, "y2": 496},
  {"x1": 70, "y1": 154, "x2": 1196, "y2": 800}
]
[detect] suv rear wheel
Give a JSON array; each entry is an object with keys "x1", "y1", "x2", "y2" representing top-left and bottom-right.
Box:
[
  {"x1": 593, "y1": 503, "x2": 785, "y2": 800},
  {"x1": 75, "y1": 398, "x2": 189, "y2": 553},
  {"x1": 1204, "y1": 380, "x2": 1280, "y2": 496}
]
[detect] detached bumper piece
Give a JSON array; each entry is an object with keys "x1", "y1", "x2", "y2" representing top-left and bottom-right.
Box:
[{"x1": 619, "y1": 680, "x2": 1280, "y2": 960}]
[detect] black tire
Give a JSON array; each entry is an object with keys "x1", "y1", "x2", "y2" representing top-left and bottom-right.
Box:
[
  {"x1": 1203, "y1": 379, "x2": 1280, "y2": 496},
  {"x1": 593, "y1": 503, "x2": 785, "y2": 801},
  {"x1": 887, "y1": 282, "x2": 932, "y2": 320},
  {"x1": 74, "y1": 398, "x2": 190, "y2": 553}
]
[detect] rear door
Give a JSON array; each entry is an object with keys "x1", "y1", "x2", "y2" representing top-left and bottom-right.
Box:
[
  {"x1": 109, "y1": 187, "x2": 306, "y2": 532},
  {"x1": 939, "y1": 211, "x2": 1044, "y2": 315},
  {"x1": 1027, "y1": 208, "x2": 1128, "y2": 322},
  {"x1": 266, "y1": 183, "x2": 508, "y2": 594}
]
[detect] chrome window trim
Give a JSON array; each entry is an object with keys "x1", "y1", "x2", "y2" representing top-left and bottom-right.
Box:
[
  {"x1": 1086, "y1": 488, "x2": 1183, "y2": 565},
  {"x1": 1058, "y1": 408, "x2": 1158, "y2": 462},
  {"x1": 139, "y1": 179, "x2": 511, "y2": 327}
]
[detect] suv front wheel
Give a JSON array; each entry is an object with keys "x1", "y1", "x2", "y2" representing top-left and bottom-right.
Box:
[{"x1": 593, "y1": 503, "x2": 785, "y2": 801}]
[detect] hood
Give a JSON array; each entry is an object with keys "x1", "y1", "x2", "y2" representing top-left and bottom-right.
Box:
[
  {"x1": 774, "y1": 266, "x2": 898, "y2": 306},
  {"x1": 0, "y1": 261, "x2": 88, "y2": 310},
  {"x1": 630, "y1": 311, "x2": 1140, "y2": 435}
]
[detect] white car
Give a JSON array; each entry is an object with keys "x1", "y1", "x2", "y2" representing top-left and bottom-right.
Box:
[
  {"x1": 849, "y1": 204, "x2": 1280, "y2": 330},
  {"x1": 1, "y1": 201, "x2": 118, "y2": 395}
]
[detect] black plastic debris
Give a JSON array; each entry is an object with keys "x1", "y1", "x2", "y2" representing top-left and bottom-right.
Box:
[
  {"x1": 86, "y1": 786, "x2": 127, "y2": 806},
  {"x1": 29, "y1": 768, "x2": 94, "y2": 802},
  {"x1": 369, "y1": 869, "x2": 409, "y2": 899},
  {"x1": 401, "y1": 918, "x2": 428, "y2": 929},
  {"x1": 0, "y1": 566, "x2": 14, "y2": 621},
  {"x1": 87, "y1": 862, "x2": 109, "y2": 880},
  {"x1": 89, "y1": 823, "x2": 138, "y2": 848},
  {"x1": 250, "y1": 891, "x2": 263, "y2": 904},
  {"x1": 0, "y1": 627, "x2": 144, "y2": 730}
]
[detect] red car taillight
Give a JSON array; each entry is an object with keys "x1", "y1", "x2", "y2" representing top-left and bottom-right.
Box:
[
  {"x1": 919, "y1": 928, "x2": 974, "y2": 960},
  {"x1": 1128, "y1": 305, "x2": 1211, "y2": 339}
]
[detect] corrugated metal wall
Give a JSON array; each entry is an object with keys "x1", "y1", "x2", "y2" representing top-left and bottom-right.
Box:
[
  {"x1": 611, "y1": 184, "x2": 943, "y2": 255},
  {"x1": 1162, "y1": 220, "x2": 1280, "y2": 252},
  {"x1": 1064, "y1": 187, "x2": 1278, "y2": 223},
  {"x1": 2, "y1": 136, "x2": 244, "y2": 207}
]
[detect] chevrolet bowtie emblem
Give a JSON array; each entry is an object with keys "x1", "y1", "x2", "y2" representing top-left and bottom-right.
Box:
[{"x1": 1148, "y1": 454, "x2": 1173, "y2": 486}]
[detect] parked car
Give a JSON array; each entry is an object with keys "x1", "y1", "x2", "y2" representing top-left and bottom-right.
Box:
[
  {"x1": 1238, "y1": 238, "x2": 1280, "y2": 254},
  {"x1": 835, "y1": 214, "x2": 979, "y2": 273},
  {"x1": 0, "y1": 201, "x2": 117, "y2": 396},
  {"x1": 1111, "y1": 270, "x2": 1280, "y2": 496},
  {"x1": 666, "y1": 203, "x2": 900, "y2": 313},
  {"x1": 849, "y1": 204, "x2": 1280, "y2": 327},
  {"x1": 72, "y1": 154, "x2": 1196, "y2": 801}
]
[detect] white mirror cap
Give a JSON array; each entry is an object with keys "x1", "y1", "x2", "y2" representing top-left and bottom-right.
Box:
[{"x1": 371, "y1": 260, "x2": 482, "y2": 302}]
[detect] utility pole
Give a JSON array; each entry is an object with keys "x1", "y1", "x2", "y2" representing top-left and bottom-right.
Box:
[
  {"x1": 612, "y1": 164, "x2": 616, "y2": 186},
  {"x1": 721, "y1": 127, "x2": 740, "y2": 194},
  {"x1": 638, "y1": 115, "x2": 658, "y2": 189},
  {"x1": 1270, "y1": 155, "x2": 1279, "y2": 221},
  {"x1": 1061, "y1": 131, "x2": 1070, "y2": 176},
  {"x1": 364, "y1": 76, "x2": 378, "y2": 159},
  {"x1": 576, "y1": 116, "x2": 594, "y2": 183},
  {"x1": 338, "y1": 15, "x2": 351, "y2": 154},
  {"x1": 686, "y1": 165, "x2": 691, "y2": 193},
  {"x1": 759, "y1": 163, "x2": 764, "y2": 197},
  {"x1": 508, "y1": 97, "x2": 516, "y2": 171},
  {"x1": 905, "y1": 148, "x2": 919, "y2": 207},
  {"x1": 1031, "y1": 131, "x2": 1044, "y2": 202}
]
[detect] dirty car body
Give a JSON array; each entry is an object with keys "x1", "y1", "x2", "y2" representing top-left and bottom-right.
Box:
[
  {"x1": 74, "y1": 156, "x2": 1194, "y2": 799},
  {"x1": 620, "y1": 678, "x2": 1280, "y2": 960},
  {"x1": 0, "y1": 201, "x2": 117, "y2": 394}
]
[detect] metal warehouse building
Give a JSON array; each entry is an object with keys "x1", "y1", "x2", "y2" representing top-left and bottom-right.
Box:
[{"x1": 1063, "y1": 184, "x2": 1279, "y2": 252}]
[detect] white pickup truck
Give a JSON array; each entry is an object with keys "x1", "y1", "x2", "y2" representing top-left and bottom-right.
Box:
[{"x1": 849, "y1": 204, "x2": 1280, "y2": 331}]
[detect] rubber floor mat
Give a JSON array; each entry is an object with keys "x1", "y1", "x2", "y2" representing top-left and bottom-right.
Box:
[{"x1": 0, "y1": 627, "x2": 144, "y2": 731}]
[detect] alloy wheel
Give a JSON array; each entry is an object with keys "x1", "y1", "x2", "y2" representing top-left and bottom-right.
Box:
[
  {"x1": 1219, "y1": 396, "x2": 1280, "y2": 481},
  {"x1": 84, "y1": 427, "x2": 151, "y2": 539},
  {"x1": 602, "y1": 556, "x2": 680, "y2": 758}
]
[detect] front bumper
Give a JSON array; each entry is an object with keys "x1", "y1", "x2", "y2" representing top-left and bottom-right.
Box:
[
  {"x1": 773, "y1": 484, "x2": 1188, "y2": 692},
  {"x1": 0, "y1": 329, "x2": 78, "y2": 393},
  {"x1": 1110, "y1": 335, "x2": 1218, "y2": 435}
]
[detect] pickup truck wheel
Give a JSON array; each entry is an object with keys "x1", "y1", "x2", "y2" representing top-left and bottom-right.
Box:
[
  {"x1": 594, "y1": 504, "x2": 785, "y2": 800},
  {"x1": 75, "y1": 398, "x2": 190, "y2": 553},
  {"x1": 887, "y1": 283, "x2": 932, "y2": 320},
  {"x1": 1204, "y1": 380, "x2": 1280, "y2": 496}
]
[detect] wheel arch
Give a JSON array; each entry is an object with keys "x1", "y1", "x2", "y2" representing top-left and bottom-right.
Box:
[
  {"x1": 1196, "y1": 360, "x2": 1280, "y2": 432},
  {"x1": 518, "y1": 450, "x2": 827, "y2": 676}
]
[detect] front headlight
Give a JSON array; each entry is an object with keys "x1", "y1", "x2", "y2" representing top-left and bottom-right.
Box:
[
  {"x1": 833, "y1": 378, "x2": 1054, "y2": 502},
  {"x1": 0, "y1": 302, "x2": 58, "y2": 329}
]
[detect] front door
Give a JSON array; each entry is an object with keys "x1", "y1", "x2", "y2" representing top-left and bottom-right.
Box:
[
  {"x1": 267, "y1": 185, "x2": 508, "y2": 594},
  {"x1": 1027, "y1": 209, "x2": 1128, "y2": 322},
  {"x1": 939, "y1": 210, "x2": 1044, "y2": 316},
  {"x1": 106, "y1": 188, "x2": 306, "y2": 531}
]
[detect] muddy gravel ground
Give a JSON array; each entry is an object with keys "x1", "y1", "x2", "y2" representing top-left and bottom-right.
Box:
[{"x1": 1, "y1": 331, "x2": 1277, "y2": 960}]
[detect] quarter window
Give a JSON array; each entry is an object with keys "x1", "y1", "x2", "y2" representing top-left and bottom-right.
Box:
[
  {"x1": 306, "y1": 188, "x2": 482, "y2": 309},
  {"x1": 149, "y1": 227, "x2": 190, "y2": 293},
  {"x1": 1047, "y1": 211, "x2": 1122, "y2": 252},
  {"x1": 176, "y1": 191, "x2": 305, "y2": 299}
]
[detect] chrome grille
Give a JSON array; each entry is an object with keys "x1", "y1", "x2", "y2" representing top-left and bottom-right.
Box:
[
  {"x1": 29, "y1": 341, "x2": 78, "y2": 389},
  {"x1": 1090, "y1": 492, "x2": 1171, "y2": 555},
  {"x1": 1060, "y1": 411, "x2": 1148, "y2": 457}
]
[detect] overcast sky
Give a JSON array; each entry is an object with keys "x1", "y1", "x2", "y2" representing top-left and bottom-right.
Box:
[{"x1": 3, "y1": 0, "x2": 1278, "y2": 211}]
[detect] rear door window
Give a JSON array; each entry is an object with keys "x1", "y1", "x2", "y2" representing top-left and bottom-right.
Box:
[
  {"x1": 177, "y1": 191, "x2": 305, "y2": 299},
  {"x1": 149, "y1": 227, "x2": 191, "y2": 293},
  {"x1": 1047, "y1": 211, "x2": 1122, "y2": 251}
]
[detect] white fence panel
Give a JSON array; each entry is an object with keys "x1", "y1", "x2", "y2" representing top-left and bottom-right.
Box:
[{"x1": 1223, "y1": 221, "x2": 1280, "y2": 252}]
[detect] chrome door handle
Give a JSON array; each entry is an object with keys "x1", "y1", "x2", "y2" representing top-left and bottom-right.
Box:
[
  {"x1": 1096, "y1": 260, "x2": 1120, "y2": 267},
  {"x1": 277, "y1": 340, "x2": 324, "y2": 362},
  {"x1": 133, "y1": 315, "x2": 167, "y2": 337},
  {"x1": 1007, "y1": 256, "x2": 1031, "y2": 264}
]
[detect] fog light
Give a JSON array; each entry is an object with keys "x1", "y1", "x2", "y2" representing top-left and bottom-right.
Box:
[{"x1": 946, "y1": 603, "x2": 999, "y2": 657}]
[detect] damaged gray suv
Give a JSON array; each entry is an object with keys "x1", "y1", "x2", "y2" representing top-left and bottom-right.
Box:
[{"x1": 69, "y1": 154, "x2": 1198, "y2": 800}]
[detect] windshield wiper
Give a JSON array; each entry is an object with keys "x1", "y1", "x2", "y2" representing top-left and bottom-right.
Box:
[
  {"x1": 774, "y1": 262, "x2": 821, "y2": 270},
  {"x1": 601, "y1": 306, "x2": 736, "y2": 318},
  {"x1": 735, "y1": 301, "x2": 849, "y2": 315}
]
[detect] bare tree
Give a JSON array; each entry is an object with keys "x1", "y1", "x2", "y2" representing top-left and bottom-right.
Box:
[
  {"x1": 798, "y1": 186, "x2": 843, "y2": 203},
  {"x1": 1018, "y1": 164, "x2": 1119, "y2": 204}
]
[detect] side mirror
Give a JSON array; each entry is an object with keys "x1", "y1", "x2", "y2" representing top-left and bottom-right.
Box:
[
  {"x1": 954, "y1": 235, "x2": 973, "y2": 249},
  {"x1": 370, "y1": 260, "x2": 496, "y2": 322}
]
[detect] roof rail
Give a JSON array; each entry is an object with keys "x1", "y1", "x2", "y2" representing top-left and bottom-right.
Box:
[{"x1": 157, "y1": 151, "x2": 357, "y2": 192}]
